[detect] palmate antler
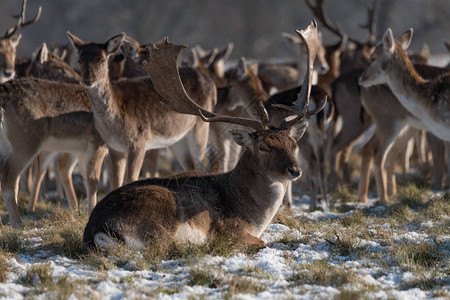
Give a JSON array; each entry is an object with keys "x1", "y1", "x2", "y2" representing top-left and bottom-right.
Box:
[
  {"x1": 4, "y1": 0, "x2": 42, "y2": 39},
  {"x1": 143, "y1": 21, "x2": 324, "y2": 133},
  {"x1": 273, "y1": 20, "x2": 327, "y2": 130},
  {"x1": 143, "y1": 38, "x2": 268, "y2": 132}
]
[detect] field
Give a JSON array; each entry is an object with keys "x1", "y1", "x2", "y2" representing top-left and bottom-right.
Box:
[{"x1": 0, "y1": 176, "x2": 449, "y2": 300}]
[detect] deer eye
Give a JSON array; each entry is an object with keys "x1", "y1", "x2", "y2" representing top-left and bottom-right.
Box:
[{"x1": 259, "y1": 145, "x2": 269, "y2": 152}]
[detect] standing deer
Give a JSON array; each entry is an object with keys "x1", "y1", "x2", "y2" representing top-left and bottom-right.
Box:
[
  {"x1": 0, "y1": 77, "x2": 110, "y2": 227},
  {"x1": 83, "y1": 21, "x2": 324, "y2": 250},
  {"x1": 359, "y1": 28, "x2": 450, "y2": 141},
  {"x1": 67, "y1": 32, "x2": 216, "y2": 187},
  {"x1": 0, "y1": 0, "x2": 41, "y2": 83},
  {"x1": 23, "y1": 42, "x2": 97, "y2": 212},
  {"x1": 308, "y1": 0, "x2": 448, "y2": 201}
]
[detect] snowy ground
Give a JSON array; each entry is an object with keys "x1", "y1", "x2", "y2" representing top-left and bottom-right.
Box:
[{"x1": 0, "y1": 189, "x2": 449, "y2": 299}]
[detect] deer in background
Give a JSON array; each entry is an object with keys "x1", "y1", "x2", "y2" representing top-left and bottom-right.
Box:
[
  {"x1": 306, "y1": 0, "x2": 379, "y2": 188},
  {"x1": 0, "y1": 75, "x2": 110, "y2": 227},
  {"x1": 67, "y1": 31, "x2": 217, "y2": 187},
  {"x1": 257, "y1": 30, "x2": 329, "y2": 94},
  {"x1": 359, "y1": 29, "x2": 450, "y2": 200},
  {"x1": 27, "y1": 43, "x2": 81, "y2": 84},
  {"x1": 0, "y1": 0, "x2": 41, "y2": 83},
  {"x1": 359, "y1": 28, "x2": 450, "y2": 141},
  {"x1": 23, "y1": 43, "x2": 93, "y2": 212},
  {"x1": 83, "y1": 21, "x2": 325, "y2": 250},
  {"x1": 192, "y1": 33, "x2": 331, "y2": 210},
  {"x1": 308, "y1": 0, "x2": 448, "y2": 201},
  {"x1": 357, "y1": 30, "x2": 450, "y2": 204}
]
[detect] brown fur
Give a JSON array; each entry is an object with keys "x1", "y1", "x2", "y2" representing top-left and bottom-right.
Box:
[
  {"x1": 360, "y1": 29, "x2": 450, "y2": 140},
  {"x1": 84, "y1": 128, "x2": 303, "y2": 249},
  {"x1": 69, "y1": 33, "x2": 217, "y2": 185},
  {"x1": 0, "y1": 78, "x2": 108, "y2": 227}
]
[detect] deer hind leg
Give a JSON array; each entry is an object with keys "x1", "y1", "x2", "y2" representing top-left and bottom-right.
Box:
[
  {"x1": 386, "y1": 128, "x2": 417, "y2": 196},
  {"x1": 28, "y1": 152, "x2": 59, "y2": 212},
  {"x1": 427, "y1": 133, "x2": 444, "y2": 189},
  {"x1": 0, "y1": 144, "x2": 40, "y2": 227},
  {"x1": 401, "y1": 137, "x2": 415, "y2": 174},
  {"x1": 107, "y1": 148, "x2": 126, "y2": 190},
  {"x1": 339, "y1": 144, "x2": 355, "y2": 185},
  {"x1": 445, "y1": 141, "x2": 450, "y2": 187},
  {"x1": 187, "y1": 120, "x2": 210, "y2": 171},
  {"x1": 357, "y1": 134, "x2": 377, "y2": 203},
  {"x1": 373, "y1": 126, "x2": 409, "y2": 204},
  {"x1": 317, "y1": 149, "x2": 329, "y2": 208},
  {"x1": 141, "y1": 150, "x2": 159, "y2": 178},
  {"x1": 56, "y1": 153, "x2": 79, "y2": 211},
  {"x1": 79, "y1": 144, "x2": 108, "y2": 213},
  {"x1": 125, "y1": 145, "x2": 146, "y2": 185},
  {"x1": 415, "y1": 129, "x2": 427, "y2": 165},
  {"x1": 329, "y1": 133, "x2": 360, "y2": 190}
]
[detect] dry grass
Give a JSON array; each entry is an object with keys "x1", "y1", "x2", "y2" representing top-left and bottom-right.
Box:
[
  {"x1": 0, "y1": 227, "x2": 23, "y2": 255},
  {"x1": 329, "y1": 185, "x2": 358, "y2": 205},
  {"x1": 20, "y1": 263, "x2": 55, "y2": 296},
  {"x1": 0, "y1": 169, "x2": 448, "y2": 299},
  {"x1": 0, "y1": 255, "x2": 9, "y2": 283},
  {"x1": 189, "y1": 267, "x2": 267, "y2": 295},
  {"x1": 290, "y1": 260, "x2": 359, "y2": 287},
  {"x1": 273, "y1": 211, "x2": 300, "y2": 230},
  {"x1": 391, "y1": 241, "x2": 444, "y2": 271}
]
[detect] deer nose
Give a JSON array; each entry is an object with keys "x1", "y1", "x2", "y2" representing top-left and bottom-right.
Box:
[
  {"x1": 319, "y1": 64, "x2": 329, "y2": 74},
  {"x1": 3, "y1": 70, "x2": 13, "y2": 78},
  {"x1": 287, "y1": 167, "x2": 301, "y2": 178},
  {"x1": 83, "y1": 79, "x2": 93, "y2": 87}
]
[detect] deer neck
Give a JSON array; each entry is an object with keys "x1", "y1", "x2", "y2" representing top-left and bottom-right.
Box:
[
  {"x1": 386, "y1": 52, "x2": 427, "y2": 101},
  {"x1": 86, "y1": 76, "x2": 121, "y2": 121},
  {"x1": 385, "y1": 51, "x2": 450, "y2": 139},
  {"x1": 228, "y1": 151, "x2": 287, "y2": 237}
]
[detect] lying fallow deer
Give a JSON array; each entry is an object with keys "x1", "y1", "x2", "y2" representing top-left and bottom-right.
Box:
[{"x1": 83, "y1": 21, "x2": 325, "y2": 249}]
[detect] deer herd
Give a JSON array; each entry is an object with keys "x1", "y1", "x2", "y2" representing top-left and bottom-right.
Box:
[{"x1": 0, "y1": 0, "x2": 448, "y2": 250}]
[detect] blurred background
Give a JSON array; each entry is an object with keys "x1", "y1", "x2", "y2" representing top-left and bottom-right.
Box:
[{"x1": 1, "y1": 0, "x2": 449, "y2": 65}]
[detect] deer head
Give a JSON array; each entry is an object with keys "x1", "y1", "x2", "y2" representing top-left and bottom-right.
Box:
[
  {"x1": 359, "y1": 28, "x2": 413, "y2": 87},
  {"x1": 28, "y1": 43, "x2": 82, "y2": 84},
  {"x1": 0, "y1": 0, "x2": 41, "y2": 83},
  {"x1": 67, "y1": 32, "x2": 125, "y2": 87},
  {"x1": 223, "y1": 57, "x2": 270, "y2": 111}
]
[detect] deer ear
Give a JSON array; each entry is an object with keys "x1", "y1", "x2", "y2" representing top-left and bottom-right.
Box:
[
  {"x1": 247, "y1": 63, "x2": 259, "y2": 76},
  {"x1": 185, "y1": 48, "x2": 199, "y2": 68},
  {"x1": 10, "y1": 34, "x2": 22, "y2": 47},
  {"x1": 215, "y1": 43, "x2": 234, "y2": 63},
  {"x1": 106, "y1": 33, "x2": 126, "y2": 55},
  {"x1": 420, "y1": 43, "x2": 430, "y2": 59},
  {"x1": 289, "y1": 121, "x2": 308, "y2": 141},
  {"x1": 398, "y1": 28, "x2": 413, "y2": 50},
  {"x1": 282, "y1": 32, "x2": 301, "y2": 46},
  {"x1": 38, "y1": 43, "x2": 49, "y2": 64},
  {"x1": 67, "y1": 31, "x2": 84, "y2": 49},
  {"x1": 229, "y1": 129, "x2": 253, "y2": 148},
  {"x1": 382, "y1": 29, "x2": 395, "y2": 54},
  {"x1": 122, "y1": 40, "x2": 138, "y2": 59},
  {"x1": 236, "y1": 57, "x2": 248, "y2": 80}
]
